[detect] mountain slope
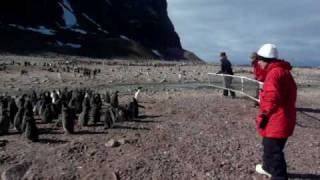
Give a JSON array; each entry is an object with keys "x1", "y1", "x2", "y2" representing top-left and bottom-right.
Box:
[{"x1": 0, "y1": 0, "x2": 202, "y2": 61}]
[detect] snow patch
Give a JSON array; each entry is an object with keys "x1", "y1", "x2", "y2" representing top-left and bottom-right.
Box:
[
  {"x1": 58, "y1": 25, "x2": 88, "y2": 35},
  {"x1": 56, "y1": 41, "x2": 82, "y2": 49},
  {"x1": 82, "y1": 13, "x2": 101, "y2": 27},
  {"x1": 98, "y1": 27, "x2": 109, "y2": 35},
  {"x1": 26, "y1": 26, "x2": 56, "y2": 36},
  {"x1": 8, "y1": 24, "x2": 17, "y2": 27},
  {"x1": 58, "y1": 0, "x2": 78, "y2": 27},
  {"x1": 105, "y1": 0, "x2": 112, "y2": 6},
  {"x1": 82, "y1": 13, "x2": 109, "y2": 34},
  {"x1": 56, "y1": 41, "x2": 64, "y2": 46},
  {"x1": 9, "y1": 24, "x2": 56, "y2": 36},
  {"x1": 152, "y1": 49, "x2": 162, "y2": 57},
  {"x1": 120, "y1": 35, "x2": 130, "y2": 41},
  {"x1": 71, "y1": 28, "x2": 87, "y2": 35},
  {"x1": 66, "y1": 43, "x2": 81, "y2": 48},
  {"x1": 62, "y1": 0, "x2": 73, "y2": 12}
]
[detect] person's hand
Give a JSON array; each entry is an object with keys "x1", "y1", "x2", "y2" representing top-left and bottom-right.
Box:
[{"x1": 259, "y1": 114, "x2": 269, "y2": 129}]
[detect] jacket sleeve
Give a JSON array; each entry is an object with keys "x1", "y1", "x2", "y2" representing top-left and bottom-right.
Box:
[
  {"x1": 220, "y1": 62, "x2": 225, "y2": 73},
  {"x1": 261, "y1": 69, "x2": 282, "y2": 117}
]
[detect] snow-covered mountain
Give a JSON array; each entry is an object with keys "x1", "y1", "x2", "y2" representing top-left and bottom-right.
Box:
[{"x1": 0, "y1": 0, "x2": 201, "y2": 61}]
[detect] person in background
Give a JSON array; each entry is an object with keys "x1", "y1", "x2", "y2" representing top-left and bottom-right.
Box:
[
  {"x1": 251, "y1": 52, "x2": 266, "y2": 106},
  {"x1": 254, "y1": 44, "x2": 297, "y2": 180},
  {"x1": 217, "y1": 52, "x2": 235, "y2": 98}
]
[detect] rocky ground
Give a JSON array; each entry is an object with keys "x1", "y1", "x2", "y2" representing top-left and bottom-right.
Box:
[{"x1": 0, "y1": 55, "x2": 319, "y2": 180}]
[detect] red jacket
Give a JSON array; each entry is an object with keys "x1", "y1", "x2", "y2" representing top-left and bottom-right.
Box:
[
  {"x1": 256, "y1": 60, "x2": 297, "y2": 138},
  {"x1": 252, "y1": 60, "x2": 266, "y2": 82}
]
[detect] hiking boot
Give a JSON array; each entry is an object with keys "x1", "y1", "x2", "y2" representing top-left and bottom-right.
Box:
[{"x1": 256, "y1": 164, "x2": 272, "y2": 178}]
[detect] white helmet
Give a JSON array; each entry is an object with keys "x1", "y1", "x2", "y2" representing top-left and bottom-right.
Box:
[{"x1": 257, "y1": 44, "x2": 278, "y2": 59}]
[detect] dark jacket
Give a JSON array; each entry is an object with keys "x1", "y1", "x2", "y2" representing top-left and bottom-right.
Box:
[
  {"x1": 256, "y1": 60, "x2": 297, "y2": 138},
  {"x1": 218, "y1": 57, "x2": 234, "y2": 75}
]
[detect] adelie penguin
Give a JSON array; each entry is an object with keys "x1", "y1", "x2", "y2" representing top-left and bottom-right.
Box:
[
  {"x1": 110, "y1": 91, "x2": 119, "y2": 108},
  {"x1": 14, "y1": 105, "x2": 25, "y2": 133},
  {"x1": 79, "y1": 95, "x2": 90, "y2": 126},
  {"x1": 88, "y1": 95, "x2": 101, "y2": 125},
  {"x1": 20, "y1": 100, "x2": 33, "y2": 132},
  {"x1": 105, "y1": 91, "x2": 111, "y2": 104},
  {"x1": 23, "y1": 109, "x2": 39, "y2": 142},
  {"x1": 0, "y1": 109, "x2": 10, "y2": 135},
  {"x1": 129, "y1": 98, "x2": 145, "y2": 118},
  {"x1": 41, "y1": 103, "x2": 53, "y2": 123},
  {"x1": 61, "y1": 103, "x2": 76, "y2": 134},
  {"x1": 103, "y1": 107, "x2": 113, "y2": 129},
  {"x1": 8, "y1": 97, "x2": 18, "y2": 127}
]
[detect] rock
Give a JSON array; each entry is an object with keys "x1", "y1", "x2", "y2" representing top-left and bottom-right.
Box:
[
  {"x1": 105, "y1": 139, "x2": 121, "y2": 148},
  {"x1": 160, "y1": 78, "x2": 167, "y2": 83},
  {"x1": 0, "y1": 140, "x2": 8, "y2": 147},
  {"x1": 117, "y1": 139, "x2": 127, "y2": 145},
  {"x1": 1, "y1": 162, "x2": 32, "y2": 180}
]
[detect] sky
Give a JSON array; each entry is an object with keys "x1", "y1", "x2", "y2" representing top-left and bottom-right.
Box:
[{"x1": 167, "y1": 0, "x2": 320, "y2": 67}]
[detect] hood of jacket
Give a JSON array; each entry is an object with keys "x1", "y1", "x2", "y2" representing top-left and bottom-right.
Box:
[{"x1": 266, "y1": 60, "x2": 292, "y2": 72}]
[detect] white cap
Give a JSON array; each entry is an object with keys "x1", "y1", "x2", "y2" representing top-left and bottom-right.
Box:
[{"x1": 257, "y1": 44, "x2": 278, "y2": 59}]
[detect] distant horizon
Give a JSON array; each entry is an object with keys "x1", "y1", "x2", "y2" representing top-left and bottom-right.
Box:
[
  {"x1": 203, "y1": 58, "x2": 320, "y2": 68},
  {"x1": 204, "y1": 60, "x2": 320, "y2": 68},
  {"x1": 168, "y1": 0, "x2": 320, "y2": 67}
]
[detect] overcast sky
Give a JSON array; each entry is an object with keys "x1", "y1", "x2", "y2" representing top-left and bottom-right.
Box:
[{"x1": 168, "y1": 0, "x2": 320, "y2": 67}]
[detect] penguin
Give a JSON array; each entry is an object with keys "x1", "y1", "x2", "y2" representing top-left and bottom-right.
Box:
[
  {"x1": 0, "y1": 109, "x2": 10, "y2": 135},
  {"x1": 110, "y1": 91, "x2": 119, "y2": 108},
  {"x1": 132, "y1": 98, "x2": 144, "y2": 118},
  {"x1": 14, "y1": 106, "x2": 25, "y2": 133},
  {"x1": 105, "y1": 91, "x2": 111, "y2": 104},
  {"x1": 88, "y1": 96, "x2": 100, "y2": 125},
  {"x1": 41, "y1": 104, "x2": 53, "y2": 123},
  {"x1": 109, "y1": 107, "x2": 117, "y2": 125},
  {"x1": 8, "y1": 97, "x2": 18, "y2": 127},
  {"x1": 79, "y1": 95, "x2": 90, "y2": 127},
  {"x1": 20, "y1": 100, "x2": 33, "y2": 132},
  {"x1": 103, "y1": 107, "x2": 113, "y2": 129},
  {"x1": 127, "y1": 98, "x2": 137, "y2": 119},
  {"x1": 23, "y1": 109, "x2": 39, "y2": 142},
  {"x1": 61, "y1": 103, "x2": 76, "y2": 134},
  {"x1": 134, "y1": 87, "x2": 142, "y2": 102}
]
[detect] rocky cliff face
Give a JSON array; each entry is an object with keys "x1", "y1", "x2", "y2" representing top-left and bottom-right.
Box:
[{"x1": 0, "y1": 0, "x2": 201, "y2": 61}]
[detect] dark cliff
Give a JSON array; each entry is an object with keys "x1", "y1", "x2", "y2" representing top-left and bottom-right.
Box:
[{"x1": 0, "y1": 0, "x2": 201, "y2": 61}]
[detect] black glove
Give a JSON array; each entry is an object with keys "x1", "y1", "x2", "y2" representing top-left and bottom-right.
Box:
[{"x1": 259, "y1": 114, "x2": 269, "y2": 129}]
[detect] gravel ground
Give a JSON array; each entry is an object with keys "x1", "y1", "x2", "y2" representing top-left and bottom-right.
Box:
[{"x1": 0, "y1": 55, "x2": 319, "y2": 179}]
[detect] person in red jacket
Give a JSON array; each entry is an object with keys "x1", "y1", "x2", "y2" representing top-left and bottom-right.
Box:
[
  {"x1": 251, "y1": 52, "x2": 267, "y2": 82},
  {"x1": 254, "y1": 44, "x2": 297, "y2": 180},
  {"x1": 251, "y1": 52, "x2": 266, "y2": 106}
]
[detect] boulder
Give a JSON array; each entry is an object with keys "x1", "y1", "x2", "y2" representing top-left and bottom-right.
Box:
[{"x1": 1, "y1": 162, "x2": 32, "y2": 180}]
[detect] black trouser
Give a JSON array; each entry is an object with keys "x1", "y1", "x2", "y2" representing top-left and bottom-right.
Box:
[
  {"x1": 262, "y1": 137, "x2": 288, "y2": 180},
  {"x1": 222, "y1": 76, "x2": 235, "y2": 97}
]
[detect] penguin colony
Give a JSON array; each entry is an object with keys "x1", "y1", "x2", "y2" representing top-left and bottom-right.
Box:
[{"x1": 0, "y1": 88, "x2": 144, "y2": 142}]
